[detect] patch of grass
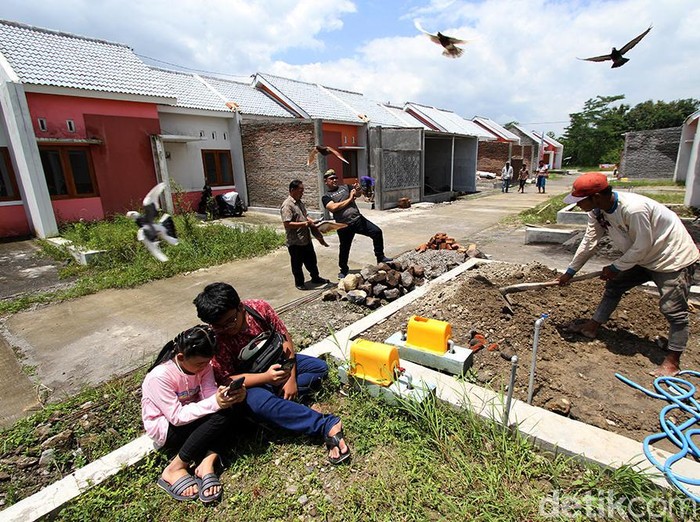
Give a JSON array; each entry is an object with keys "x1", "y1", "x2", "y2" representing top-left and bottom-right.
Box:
[
  {"x1": 0, "y1": 214, "x2": 285, "y2": 314},
  {"x1": 611, "y1": 179, "x2": 683, "y2": 188},
  {"x1": 10, "y1": 376, "x2": 688, "y2": 521}
]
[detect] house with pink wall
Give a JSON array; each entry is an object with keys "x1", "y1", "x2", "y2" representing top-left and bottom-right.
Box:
[{"x1": 0, "y1": 20, "x2": 174, "y2": 238}]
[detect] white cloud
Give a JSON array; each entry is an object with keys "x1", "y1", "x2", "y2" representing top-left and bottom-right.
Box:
[{"x1": 3, "y1": 0, "x2": 698, "y2": 137}]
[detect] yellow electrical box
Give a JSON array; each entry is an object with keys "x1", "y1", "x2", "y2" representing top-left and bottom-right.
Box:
[
  {"x1": 405, "y1": 315, "x2": 451, "y2": 355},
  {"x1": 349, "y1": 339, "x2": 400, "y2": 387}
]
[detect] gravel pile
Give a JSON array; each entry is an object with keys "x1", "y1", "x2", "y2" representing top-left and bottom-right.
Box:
[{"x1": 394, "y1": 249, "x2": 466, "y2": 280}]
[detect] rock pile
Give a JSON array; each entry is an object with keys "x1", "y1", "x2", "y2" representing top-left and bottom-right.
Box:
[{"x1": 322, "y1": 260, "x2": 426, "y2": 309}]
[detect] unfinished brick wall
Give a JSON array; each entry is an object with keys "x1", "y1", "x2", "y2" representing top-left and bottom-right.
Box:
[
  {"x1": 477, "y1": 141, "x2": 511, "y2": 173},
  {"x1": 241, "y1": 120, "x2": 324, "y2": 210},
  {"x1": 620, "y1": 127, "x2": 681, "y2": 178}
]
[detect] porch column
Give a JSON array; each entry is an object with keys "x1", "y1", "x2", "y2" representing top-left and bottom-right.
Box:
[
  {"x1": 149, "y1": 135, "x2": 173, "y2": 214},
  {"x1": 228, "y1": 111, "x2": 248, "y2": 206},
  {"x1": 0, "y1": 81, "x2": 57, "y2": 237}
]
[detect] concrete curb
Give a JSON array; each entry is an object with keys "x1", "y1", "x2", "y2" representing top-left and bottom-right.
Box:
[{"x1": 4, "y1": 257, "x2": 699, "y2": 520}]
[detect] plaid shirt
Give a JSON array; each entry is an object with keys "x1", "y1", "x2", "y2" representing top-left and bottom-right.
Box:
[{"x1": 211, "y1": 299, "x2": 288, "y2": 384}]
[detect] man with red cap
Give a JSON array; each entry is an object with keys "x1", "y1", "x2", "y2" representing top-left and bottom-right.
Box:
[{"x1": 558, "y1": 172, "x2": 699, "y2": 376}]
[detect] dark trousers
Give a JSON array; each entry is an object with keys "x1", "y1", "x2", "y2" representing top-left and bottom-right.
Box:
[
  {"x1": 244, "y1": 354, "x2": 338, "y2": 438},
  {"x1": 164, "y1": 406, "x2": 240, "y2": 464},
  {"x1": 337, "y1": 216, "x2": 385, "y2": 273},
  {"x1": 287, "y1": 243, "x2": 320, "y2": 286}
]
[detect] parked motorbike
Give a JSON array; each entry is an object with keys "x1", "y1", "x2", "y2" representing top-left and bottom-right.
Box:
[{"x1": 197, "y1": 184, "x2": 246, "y2": 219}]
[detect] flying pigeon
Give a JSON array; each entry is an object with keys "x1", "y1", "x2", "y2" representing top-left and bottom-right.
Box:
[
  {"x1": 306, "y1": 145, "x2": 349, "y2": 166},
  {"x1": 126, "y1": 182, "x2": 178, "y2": 262},
  {"x1": 414, "y1": 20, "x2": 473, "y2": 58},
  {"x1": 578, "y1": 25, "x2": 652, "y2": 68}
]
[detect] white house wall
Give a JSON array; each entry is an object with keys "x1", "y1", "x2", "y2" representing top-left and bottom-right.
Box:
[{"x1": 158, "y1": 112, "x2": 239, "y2": 194}]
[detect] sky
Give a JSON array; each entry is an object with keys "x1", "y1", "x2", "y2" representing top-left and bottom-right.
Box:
[{"x1": 2, "y1": 0, "x2": 698, "y2": 137}]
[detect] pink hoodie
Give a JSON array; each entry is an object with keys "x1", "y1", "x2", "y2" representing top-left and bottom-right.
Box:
[{"x1": 141, "y1": 359, "x2": 220, "y2": 447}]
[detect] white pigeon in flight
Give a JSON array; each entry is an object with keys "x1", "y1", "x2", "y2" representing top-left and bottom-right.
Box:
[{"x1": 126, "y1": 182, "x2": 178, "y2": 262}]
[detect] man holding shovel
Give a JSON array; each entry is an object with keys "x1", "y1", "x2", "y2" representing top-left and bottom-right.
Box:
[{"x1": 557, "y1": 173, "x2": 699, "y2": 377}]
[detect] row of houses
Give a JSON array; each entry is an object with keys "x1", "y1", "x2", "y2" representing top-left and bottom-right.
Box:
[{"x1": 0, "y1": 19, "x2": 563, "y2": 239}]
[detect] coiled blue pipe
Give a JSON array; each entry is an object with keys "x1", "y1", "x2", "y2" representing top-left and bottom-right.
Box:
[{"x1": 615, "y1": 370, "x2": 700, "y2": 502}]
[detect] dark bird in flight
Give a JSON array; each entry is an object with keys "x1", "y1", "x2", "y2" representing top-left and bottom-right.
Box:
[
  {"x1": 578, "y1": 25, "x2": 652, "y2": 68},
  {"x1": 414, "y1": 20, "x2": 473, "y2": 58},
  {"x1": 307, "y1": 145, "x2": 349, "y2": 166},
  {"x1": 126, "y1": 182, "x2": 178, "y2": 262}
]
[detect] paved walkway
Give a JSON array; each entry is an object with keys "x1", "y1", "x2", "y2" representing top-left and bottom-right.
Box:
[{"x1": 0, "y1": 175, "x2": 579, "y2": 427}]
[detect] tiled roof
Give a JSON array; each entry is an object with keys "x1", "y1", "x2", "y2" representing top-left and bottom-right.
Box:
[
  {"x1": 151, "y1": 68, "x2": 226, "y2": 111},
  {"x1": 472, "y1": 116, "x2": 521, "y2": 143},
  {"x1": 0, "y1": 19, "x2": 173, "y2": 99},
  {"x1": 405, "y1": 103, "x2": 494, "y2": 138},
  {"x1": 255, "y1": 73, "x2": 360, "y2": 123},
  {"x1": 323, "y1": 87, "x2": 412, "y2": 127},
  {"x1": 381, "y1": 104, "x2": 431, "y2": 129},
  {"x1": 202, "y1": 76, "x2": 295, "y2": 118}
]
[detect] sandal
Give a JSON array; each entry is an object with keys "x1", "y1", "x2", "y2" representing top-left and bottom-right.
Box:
[
  {"x1": 325, "y1": 428, "x2": 351, "y2": 465},
  {"x1": 197, "y1": 472, "x2": 223, "y2": 503},
  {"x1": 157, "y1": 474, "x2": 198, "y2": 501}
]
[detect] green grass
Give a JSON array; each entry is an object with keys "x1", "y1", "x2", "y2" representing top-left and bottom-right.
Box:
[
  {"x1": 2, "y1": 366, "x2": 695, "y2": 520},
  {"x1": 0, "y1": 214, "x2": 285, "y2": 314}
]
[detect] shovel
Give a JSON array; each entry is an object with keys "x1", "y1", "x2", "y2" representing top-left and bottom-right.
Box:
[{"x1": 499, "y1": 270, "x2": 603, "y2": 314}]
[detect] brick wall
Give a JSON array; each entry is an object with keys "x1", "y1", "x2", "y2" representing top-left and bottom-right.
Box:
[
  {"x1": 241, "y1": 120, "x2": 324, "y2": 209},
  {"x1": 620, "y1": 127, "x2": 681, "y2": 178},
  {"x1": 477, "y1": 141, "x2": 511, "y2": 173}
]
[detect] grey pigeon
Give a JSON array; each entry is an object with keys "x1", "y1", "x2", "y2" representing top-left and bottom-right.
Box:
[{"x1": 414, "y1": 20, "x2": 474, "y2": 58}]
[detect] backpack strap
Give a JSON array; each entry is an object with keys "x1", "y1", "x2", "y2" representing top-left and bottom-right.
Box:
[{"x1": 243, "y1": 304, "x2": 275, "y2": 334}]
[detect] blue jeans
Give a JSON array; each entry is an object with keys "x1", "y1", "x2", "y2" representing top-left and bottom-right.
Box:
[{"x1": 244, "y1": 354, "x2": 339, "y2": 437}]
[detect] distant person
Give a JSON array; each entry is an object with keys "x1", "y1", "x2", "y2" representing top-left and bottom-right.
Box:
[
  {"x1": 280, "y1": 180, "x2": 330, "y2": 291},
  {"x1": 517, "y1": 164, "x2": 529, "y2": 193},
  {"x1": 193, "y1": 282, "x2": 351, "y2": 464},
  {"x1": 142, "y1": 325, "x2": 246, "y2": 503},
  {"x1": 557, "y1": 173, "x2": 699, "y2": 377},
  {"x1": 536, "y1": 160, "x2": 549, "y2": 194},
  {"x1": 322, "y1": 169, "x2": 392, "y2": 279},
  {"x1": 501, "y1": 161, "x2": 513, "y2": 193},
  {"x1": 613, "y1": 164, "x2": 621, "y2": 180}
]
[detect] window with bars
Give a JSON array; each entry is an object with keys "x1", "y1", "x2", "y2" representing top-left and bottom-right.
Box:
[
  {"x1": 201, "y1": 150, "x2": 234, "y2": 186},
  {"x1": 39, "y1": 146, "x2": 98, "y2": 198}
]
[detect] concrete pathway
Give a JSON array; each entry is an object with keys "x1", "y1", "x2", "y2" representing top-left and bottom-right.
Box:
[{"x1": 0, "y1": 175, "x2": 578, "y2": 426}]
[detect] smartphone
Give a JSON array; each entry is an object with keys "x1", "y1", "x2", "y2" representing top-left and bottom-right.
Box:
[
  {"x1": 225, "y1": 376, "x2": 245, "y2": 397},
  {"x1": 279, "y1": 358, "x2": 296, "y2": 371}
]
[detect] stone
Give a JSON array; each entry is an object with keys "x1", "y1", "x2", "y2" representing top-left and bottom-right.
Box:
[
  {"x1": 476, "y1": 369, "x2": 495, "y2": 383},
  {"x1": 358, "y1": 283, "x2": 373, "y2": 295},
  {"x1": 400, "y1": 270, "x2": 414, "y2": 288},
  {"x1": 34, "y1": 424, "x2": 51, "y2": 439},
  {"x1": 360, "y1": 265, "x2": 378, "y2": 280},
  {"x1": 413, "y1": 266, "x2": 425, "y2": 278},
  {"x1": 376, "y1": 262, "x2": 391, "y2": 271},
  {"x1": 341, "y1": 274, "x2": 362, "y2": 292},
  {"x1": 39, "y1": 448, "x2": 56, "y2": 467},
  {"x1": 384, "y1": 288, "x2": 400, "y2": 301},
  {"x1": 546, "y1": 397, "x2": 571, "y2": 416},
  {"x1": 345, "y1": 290, "x2": 367, "y2": 305},
  {"x1": 367, "y1": 270, "x2": 387, "y2": 284},
  {"x1": 298, "y1": 494, "x2": 309, "y2": 505},
  {"x1": 372, "y1": 284, "x2": 387, "y2": 297},
  {"x1": 322, "y1": 289, "x2": 341, "y2": 301},
  {"x1": 41, "y1": 429, "x2": 73, "y2": 449},
  {"x1": 286, "y1": 485, "x2": 299, "y2": 495},
  {"x1": 385, "y1": 270, "x2": 401, "y2": 287},
  {"x1": 365, "y1": 297, "x2": 381, "y2": 309},
  {"x1": 0, "y1": 471, "x2": 10, "y2": 482}
]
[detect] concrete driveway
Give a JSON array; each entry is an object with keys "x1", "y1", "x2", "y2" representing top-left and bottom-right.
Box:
[{"x1": 0, "y1": 175, "x2": 579, "y2": 427}]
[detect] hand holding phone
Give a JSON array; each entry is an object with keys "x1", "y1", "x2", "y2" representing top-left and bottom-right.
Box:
[
  {"x1": 279, "y1": 358, "x2": 296, "y2": 372},
  {"x1": 225, "y1": 376, "x2": 245, "y2": 397}
]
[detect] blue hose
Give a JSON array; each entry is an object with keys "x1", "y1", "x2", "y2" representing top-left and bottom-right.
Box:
[{"x1": 615, "y1": 370, "x2": 700, "y2": 502}]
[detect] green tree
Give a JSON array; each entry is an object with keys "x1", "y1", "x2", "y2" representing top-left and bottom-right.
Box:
[
  {"x1": 560, "y1": 95, "x2": 627, "y2": 166},
  {"x1": 559, "y1": 96, "x2": 699, "y2": 166}
]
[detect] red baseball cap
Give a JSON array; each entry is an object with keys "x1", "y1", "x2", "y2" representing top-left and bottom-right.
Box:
[{"x1": 564, "y1": 173, "x2": 610, "y2": 204}]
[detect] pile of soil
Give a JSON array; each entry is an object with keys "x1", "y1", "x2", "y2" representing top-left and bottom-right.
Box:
[{"x1": 283, "y1": 260, "x2": 700, "y2": 450}]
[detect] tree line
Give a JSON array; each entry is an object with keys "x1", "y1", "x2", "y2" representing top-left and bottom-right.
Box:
[{"x1": 559, "y1": 95, "x2": 699, "y2": 166}]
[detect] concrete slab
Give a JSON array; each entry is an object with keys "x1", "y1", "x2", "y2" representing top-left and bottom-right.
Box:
[
  {"x1": 525, "y1": 226, "x2": 577, "y2": 244},
  {"x1": 0, "y1": 332, "x2": 39, "y2": 428}
]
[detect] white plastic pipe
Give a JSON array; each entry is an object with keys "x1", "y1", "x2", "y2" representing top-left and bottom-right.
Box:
[
  {"x1": 503, "y1": 355, "x2": 518, "y2": 426},
  {"x1": 527, "y1": 314, "x2": 549, "y2": 405}
]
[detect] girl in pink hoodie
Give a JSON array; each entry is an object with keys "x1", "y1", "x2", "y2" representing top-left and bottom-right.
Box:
[{"x1": 141, "y1": 325, "x2": 245, "y2": 503}]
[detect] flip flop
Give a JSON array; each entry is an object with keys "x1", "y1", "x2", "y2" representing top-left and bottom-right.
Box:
[
  {"x1": 325, "y1": 428, "x2": 351, "y2": 465},
  {"x1": 156, "y1": 475, "x2": 198, "y2": 501},
  {"x1": 197, "y1": 473, "x2": 223, "y2": 503}
]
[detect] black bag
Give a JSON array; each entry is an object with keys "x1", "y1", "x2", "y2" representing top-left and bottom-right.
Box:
[{"x1": 237, "y1": 305, "x2": 285, "y2": 373}]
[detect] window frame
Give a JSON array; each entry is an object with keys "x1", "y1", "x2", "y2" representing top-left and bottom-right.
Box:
[
  {"x1": 0, "y1": 147, "x2": 21, "y2": 202},
  {"x1": 201, "y1": 149, "x2": 234, "y2": 187},
  {"x1": 38, "y1": 145, "x2": 99, "y2": 199}
]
